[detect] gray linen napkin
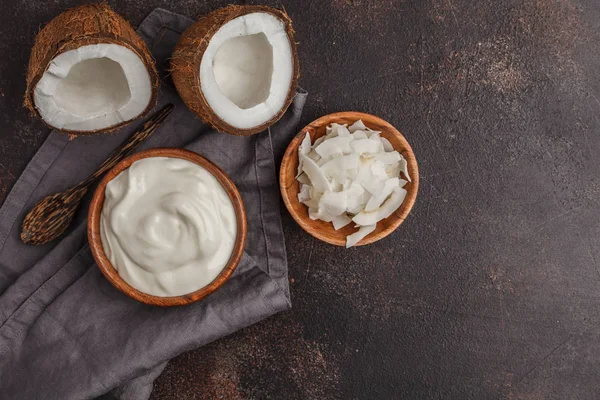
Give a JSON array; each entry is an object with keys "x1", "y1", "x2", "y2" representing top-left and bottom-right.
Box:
[{"x1": 0, "y1": 8, "x2": 307, "y2": 400}]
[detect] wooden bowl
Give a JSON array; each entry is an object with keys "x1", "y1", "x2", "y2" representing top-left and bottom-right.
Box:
[
  {"x1": 88, "y1": 148, "x2": 247, "y2": 306},
  {"x1": 280, "y1": 112, "x2": 418, "y2": 247}
]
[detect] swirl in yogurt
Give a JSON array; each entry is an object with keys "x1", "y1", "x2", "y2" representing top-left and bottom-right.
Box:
[{"x1": 100, "y1": 157, "x2": 237, "y2": 297}]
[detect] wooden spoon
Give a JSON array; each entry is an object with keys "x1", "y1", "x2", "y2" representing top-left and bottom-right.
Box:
[{"x1": 20, "y1": 104, "x2": 174, "y2": 245}]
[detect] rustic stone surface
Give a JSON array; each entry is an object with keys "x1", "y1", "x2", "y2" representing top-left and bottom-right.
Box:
[{"x1": 2, "y1": 0, "x2": 600, "y2": 399}]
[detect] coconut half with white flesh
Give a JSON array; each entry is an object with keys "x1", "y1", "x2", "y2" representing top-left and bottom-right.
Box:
[
  {"x1": 171, "y1": 5, "x2": 300, "y2": 136},
  {"x1": 24, "y1": 4, "x2": 159, "y2": 135}
]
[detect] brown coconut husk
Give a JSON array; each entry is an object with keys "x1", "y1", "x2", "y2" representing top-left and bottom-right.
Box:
[
  {"x1": 170, "y1": 5, "x2": 300, "y2": 136},
  {"x1": 24, "y1": 3, "x2": 159, "y2": 135}
]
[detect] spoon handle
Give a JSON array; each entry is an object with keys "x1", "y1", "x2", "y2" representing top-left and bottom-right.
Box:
[{"x1": 80, "y1": 104, "x2": 174, "y2": 188}]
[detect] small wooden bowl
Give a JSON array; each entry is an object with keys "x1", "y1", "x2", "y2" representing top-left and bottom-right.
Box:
[
  {"x1": 280, "y1": 112, "x2": 418, "y2": 247},
  {"x1": 88, "y1": 148, "x2": 247, "y2": 306}
]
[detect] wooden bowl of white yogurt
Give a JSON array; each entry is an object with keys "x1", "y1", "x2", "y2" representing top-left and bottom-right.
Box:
[{"x1": 88, "y1": 148, "x2": 247, "y2": 306}]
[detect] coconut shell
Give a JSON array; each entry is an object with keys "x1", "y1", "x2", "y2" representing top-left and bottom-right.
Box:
[
  {"x1": 24, "y1": 3, "x2": 159, "y2": 135},
  {"x1": 171, "y1": 5, "x2": 300, "y2": 136}
]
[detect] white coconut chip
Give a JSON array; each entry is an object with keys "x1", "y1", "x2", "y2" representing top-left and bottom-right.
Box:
[
  {"x1": 352, "y1": 130, "x2": 368, "y2": 140},
  {"x1": 373, "y1": 151, "x2": 402, "y2": 165},
  {"x1": 365, "y1": 178, "x2": 400, "y2": 211},
  {"x1": 303, "y1": 187, "x2": 321, "y2": 208},
  {"x1": 326, "y1": 122, "x2": 347, "y2": 137},
  {"x1": 349, "y1": 119, "x2": 367, "y2": 133},
  {"x1": 321, "y1": 153, "x2": 359, "y2": 183},
  {"x1": 370, "y1": 160, "x2": 388, "y2": 181},
  {"x1": 308, "y1": 207, "x2": 320, "y2": 221},
  {"x1": 301, "y1": 154, "x2": 332, "y2": 193},
  {"x1": 331, "y1": 179, "x2": 344, "y2": 192},
  {"x1": 308, "y1": 149, "x2": 321, "y2": 162},
  {"x1": 332, "y1": 214, "x2": 352, "y2": 230},
  {"x1": 297, "y1": 184, "x2": 312, "y2": 203},
  {"x1": 346, "y1": 224, "x2": 376, "y2": 248},
  {"x1": 369, "y1": 132, "x2": 381, "y2": 142},
  {"x1": 296, "y1": 132, "x2": 312, "y2": 177},
  {"x1": 380, "y1": 137, "x2": 394, "y2": 152},
  {"x1": 297, "y1": 173, "x2": 311, "y2": 185},
  {"x1": 337, "y1": 125, "x2": 351, "y2": 137},
  {"x1": 319, "y1": 190, "x2": 347, "y2": 217},
  {"x1": 316, "y1": 156, "x2": 332, "y2": 167},
  {"x1": 379, "y1": 187, "x2": 407, "y2": 219},
  {"x1": 365, "y1": 126, "x2": 382, "y2": 135},
  {"x1": 346, "y1": 182, "x2": 370, "y2": 215},
  {"x1": 315, "y1": 136, "x2": 353, "y2": 158},
  {"x1": 352, "y1": 186, "x2": 407, "y2": 226},
  {"x1": 386, "y1": 162, "x2": 402, "y2": 179},
  {"x1": 351, "y1": 139, "x2": 384, "y2": 155},
  {"x1": 356, "y1": 160, "x2": 386, "y2": 196},
  {"x1": 400, "y1": 158, "x2": 411, "y2": 182}
]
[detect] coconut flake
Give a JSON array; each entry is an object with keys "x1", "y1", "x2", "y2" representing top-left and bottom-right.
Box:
[
  {"x1": 356, "y1": 159, "x2": 386, "y2": 196},
  {"x1": 353, "y1": 186, "x2": 407, "y2": 226},
  {"x1": 319, "y1": 190, "x2": 347, "y2": 217},
  {"x1": 346, "y1": 224, "x2": 376, "y2": 248},
  {"x1": 346, "y1": 182, "x2": 370, "y2": 214},
  {"x1": 308, "y1": 149, "x2": 321, "y2": 162},
  {"x1": 365, "y1": 126, "x2": 382, "y2": 135},
  {"x1": 349, "y1": 119, "x2": 367, "y2": 133},
  {"x1": 351, "y1": 139, "x2": 384, "y2": 155},
  {"x1": 373, "y1": 151, "x2": 402, "y2": 165},
  {"x1": 326, "y1": 122, "x2": 348, "y2": 137},
  {"x1": 317, "y1": 156, "x2": 332, "y2": 167},
  {"x1": 365, "y1": 178, "x2": 400, "y2": 211},
  {"x1": 337, "y1": 125, "x2": 351, "y2": 137},
  {"x1": 386, "y1": 162, "x2": 402, "y2": 179},
  {"x1": 297, "y1": 184, "x2": 312, "y2": 203},
  {"x1": 297, "y1": 173, "x2": 311, "y2": 185},
  {"x1": 301, "y1": 154, "x2": 332, "y2": 193},
  {"x1": 379, "y1": 187, "x2": 407, "y2": 219},
  {"x1": 308, "y1": 207, "x2": 319, "y2": 220},
  {"x1": 370, "y1": 160, "x2": 388, "y2": 181},
  {"x1": 351, "y1": 208, "x2": 380, "y2": 226},
  {"x1": 369, "y1": 132, "x2": 382, "y2": 142},
  {"x1": 399, "y1": 157, "x2": 411, "y2": 182},
  {"x1": 315, "y1": 136, "x2": 353, "y2": 158},
  {"x1": 352, "y1": 130, "x2": 368, "y2": 140},
  {"x1": 332, "y1": 214, "x2": 352, "y2": 230},
  {"x1": 303, "y1": 187, "x2": 322, "y2": 208},
  {"x1": 380, "y1": 137, "x2": 394, "y2": 152},
  {"x1": 321, "y1": 153, "x2": 359, "y2": 183},
  {"x1": 296, "y1": 132, "x2": 312, "y2": 177}
]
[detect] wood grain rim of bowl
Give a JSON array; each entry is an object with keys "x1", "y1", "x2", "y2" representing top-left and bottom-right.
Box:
[
  {"x1": 88, "y1": 147, "x2": 247, "y2": 307},
  {"x1": 280, "y1": 111, "x2": 419, "y2": 247}
]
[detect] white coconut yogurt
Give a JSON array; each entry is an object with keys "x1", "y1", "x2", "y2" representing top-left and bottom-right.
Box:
[{"x1": 100, "y1": 156, "x2": 237, "y2": 297}]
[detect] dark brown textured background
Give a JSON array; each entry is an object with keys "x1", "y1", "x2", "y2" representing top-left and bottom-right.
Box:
[{"x1": 2, "y1": 0, "x2": 600, "y2": 399}]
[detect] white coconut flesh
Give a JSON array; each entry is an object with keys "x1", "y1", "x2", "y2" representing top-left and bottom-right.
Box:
[
  {"x1": 200, "y1": 12, "x2": 294, "y2": 129},
  {"x1": 33, "y1": 43, "x2": 152, "y2": 131},
  {"x1": 296, "y1": 120, "x2": 411, "y2": 248}
]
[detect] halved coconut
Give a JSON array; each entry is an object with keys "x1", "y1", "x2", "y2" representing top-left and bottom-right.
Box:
[
  {"x1": 171, "y1": 5, "x2": 300, "y2": 136},
  {"x1": 24, "y1": 4, "x2": 158, "y2": 135}
]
